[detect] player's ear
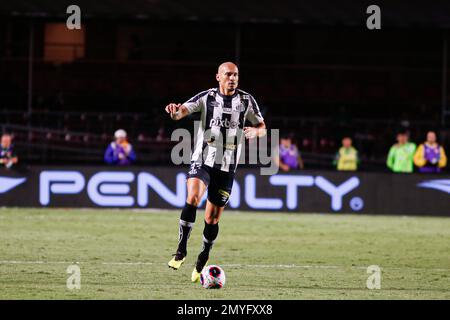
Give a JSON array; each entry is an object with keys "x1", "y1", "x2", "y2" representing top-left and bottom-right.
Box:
[{"x1": 216, "y1": 73, "x2": 220, "y2": 82}]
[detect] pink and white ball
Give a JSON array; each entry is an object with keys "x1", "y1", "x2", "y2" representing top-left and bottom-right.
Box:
[{"x1": 200, "y1": 265, "x2": 226, "y2": 289}]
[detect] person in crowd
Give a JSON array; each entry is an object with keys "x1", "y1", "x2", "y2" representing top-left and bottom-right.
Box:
[
  {"x1": 275, "y1": 135, "x2": 304, "y2": 172},
  {"x1": 413, "y1": 131, "x2": 447, "y2": 173},
  {"x1": 0, "y1": 133, "x2": 19, "y2": 169},
  {"x1": 333, "y1": 137, "x2": 359, "y2": 171},
  {"x1": 104, "y1": 129, "x2": 136, "y2": 165},
  {"x1": 386, "y1": 130, "x2": 416, "y2": 173}
]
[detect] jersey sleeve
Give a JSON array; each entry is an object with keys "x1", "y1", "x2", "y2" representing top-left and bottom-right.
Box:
[
  {"x1": 183, "y1": 90, "x2": 208, "y2": 114},
  {"x1": 246, "y1": 95, "x2": 264, "y2": 125},
  {"x1": 439, "y1": 146, "x2": 448, "y2": 168},
  {"x1": 386, "y1": 145, "x2": 396, "y2": 170},
  {"x1": 413, "y1": 144, "x2": 426, "y2": 167}
]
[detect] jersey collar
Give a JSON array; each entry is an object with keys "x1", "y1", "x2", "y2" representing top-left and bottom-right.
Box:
[{"x1": 216, "y1": 88, "x2": 239, "y2": 99}]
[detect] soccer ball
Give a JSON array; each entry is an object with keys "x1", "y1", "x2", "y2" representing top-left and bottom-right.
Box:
[{"x1": 200, "y1": 265, "x2": 226, "y2": 289}]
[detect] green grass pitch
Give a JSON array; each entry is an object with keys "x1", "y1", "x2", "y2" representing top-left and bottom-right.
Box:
[{"x1": 0, "y1": 208, "x2": 449, "y2": 299}]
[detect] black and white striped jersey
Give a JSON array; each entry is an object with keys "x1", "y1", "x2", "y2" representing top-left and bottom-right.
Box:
[{"x1": 183, "y1": 87, "x2": 264, "y2": 172}]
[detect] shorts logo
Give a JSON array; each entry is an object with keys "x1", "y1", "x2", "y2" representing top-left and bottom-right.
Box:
[
  {"x1": 188, "y1": 163, "x2": 202, "y2": 175},
  {"x1": 218, "y1": 189, "x2": 230, "y2": 203},
  {"x1": 209, "y1": 117, "x2": 239, "y2": 129}
]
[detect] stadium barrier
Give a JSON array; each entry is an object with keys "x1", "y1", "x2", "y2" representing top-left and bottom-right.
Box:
[{"x1": 0, "y1": 166, "x2": 449, "y2": 216}]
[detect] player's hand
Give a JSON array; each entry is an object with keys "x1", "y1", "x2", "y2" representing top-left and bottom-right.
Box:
[
  {"x1": 165, "y1": 103, "x2": 182, "y2": 119},
  {"x1": 243, "y1": 127, "x2": 258, "y2": 139}
]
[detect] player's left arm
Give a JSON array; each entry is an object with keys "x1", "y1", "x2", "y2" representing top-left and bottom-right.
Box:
[
  {"x1": 244, "y1": 94, "x2": 266, "y2": 139},
  {"x1": 244, "y1": 121, "x2": 266, "y2": 139}
]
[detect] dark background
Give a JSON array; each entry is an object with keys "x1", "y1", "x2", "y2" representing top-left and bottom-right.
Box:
[{"x1": 1, "y1": 0, "x2": 450, "y2": 171}]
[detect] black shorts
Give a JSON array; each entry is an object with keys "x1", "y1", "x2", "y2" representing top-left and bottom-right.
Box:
[{"x1": 187, "y1": 162, "x2": 235, "y2": 207}]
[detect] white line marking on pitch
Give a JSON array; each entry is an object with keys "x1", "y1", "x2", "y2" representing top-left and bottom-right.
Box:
[
  {"x1": 102, "y1": 262, "x2": 155, "y2": 265},
  {"x1": 0, "y1": 260, "x2": 71, "y2": 265},
  {"x1": 0, "y1": 260, "x2": 449, "y2": 272},
  {"x1": 222, "y1": 264, "x2": 343, "y2": 269}
]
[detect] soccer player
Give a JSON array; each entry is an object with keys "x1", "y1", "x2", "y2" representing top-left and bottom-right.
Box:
[{"x1": 165, "y1": 62, "x2": 266, "y2": 282}]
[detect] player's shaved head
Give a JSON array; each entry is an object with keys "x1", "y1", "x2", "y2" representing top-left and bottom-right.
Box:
[
  {"x1": 216, "y1": 62, "x2": 239, "y2": 95},
  {"x1": 218, "y1": 62, "x2": 238, "y2": 74}
]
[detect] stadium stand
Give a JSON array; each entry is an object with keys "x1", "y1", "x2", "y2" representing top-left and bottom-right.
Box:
[{"x1": 0, "y1": 0, "x2": 449, "y2": 170}]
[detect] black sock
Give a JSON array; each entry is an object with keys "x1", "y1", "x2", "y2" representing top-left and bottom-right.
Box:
[
  {"x1": 198, "y1": 221, "x2": 219, "y2": 266},
  {"x1": 177, "y1": 203, "x2": 197, "y2": 256}
]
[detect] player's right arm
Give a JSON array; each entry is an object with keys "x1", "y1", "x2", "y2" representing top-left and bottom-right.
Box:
[
  {"x1": 165, "y1": 103, "x2": 190, "y2": 121},
  {"x1": 166, "y1": 90, "x2": 209, "y2": 120},
  {"x1": 165, "y1": 90, "x2": 208, "y2": 121}
]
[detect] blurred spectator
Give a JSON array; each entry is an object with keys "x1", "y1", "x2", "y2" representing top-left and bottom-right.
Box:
[
  {"x1": 413, "y1": 131, "x2": 447, "y2": 173},
  {"x1": 387, "y1": 131, "x2": 416, "y2": 173},
  {"x1": 104, "y1": 129, "x2": 136, "y2": 165},
  {"x1": 333, "y1": 137, "x2": 359, "y2": 171},
  {"x1": 0, "y1": 133, "x2": 18, "y2": 169},
  {"x1": 156, "y1": 125, "x2": 167, "y2": 142},
  {"x1": 275, "y1": 135, "x2": 304, "y2": 172}
]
